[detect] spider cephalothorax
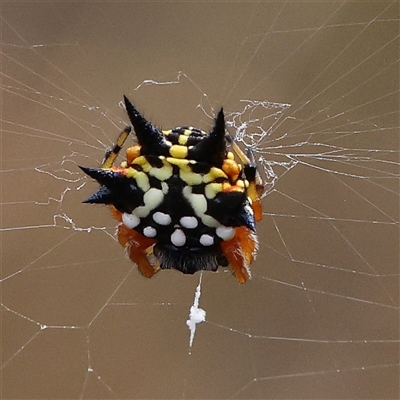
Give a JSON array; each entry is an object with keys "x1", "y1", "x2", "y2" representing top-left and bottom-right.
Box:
[{"x1": 80, "y1": 96, "x2": 263, "y2": 283}]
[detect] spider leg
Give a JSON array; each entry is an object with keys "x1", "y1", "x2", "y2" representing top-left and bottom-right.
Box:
[
  {"x1": 117, "y1": 223, "x2": 158, "y2": 278},
  {"x1": 228, "y1": 136, "x2": 264, "y2": 221},
  {"x1": 102, "y1": 126, "x2": 132, "y2": 168},
  {"x1": 220, "y1": 226, "x2": 258, "y2": 283}
]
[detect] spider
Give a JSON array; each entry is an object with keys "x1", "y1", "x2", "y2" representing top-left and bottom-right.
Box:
[{"x1": 79, "y1": 96, "x2": 263, "y2": 283}]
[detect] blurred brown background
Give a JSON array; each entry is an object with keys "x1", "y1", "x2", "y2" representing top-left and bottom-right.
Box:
[{"x1": 1, "y1": 2, "x2": 399, "y2": 399}]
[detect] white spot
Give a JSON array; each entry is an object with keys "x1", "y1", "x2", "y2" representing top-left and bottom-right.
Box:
[
  {"x1": 171, "y1": 229, "x2": 186, "y2": 247},
  {"x1": 143, "y1": 226, "x2": 157, "y2": 238},
  {"x1": 200, "y1": 234, "x2": 214, "y2": 246},
  {"x1": 153, "y1": 211, "x2": 171, "y2": 225},
  {"x1": 180, "y1": 216, "x2": 198, "y2": 229},
  {"x1": 216, "y1": 226, "x2": 235, "y2": 241},
  {"x1": 135, "y1": 172, "x2": 150, "y2": 192},
  {"x1": 161, "y1": 181, "x2": 169, "y2": 194},
  {"x1": 122, "y1": 213, "x2": 140, "y2": 229}
]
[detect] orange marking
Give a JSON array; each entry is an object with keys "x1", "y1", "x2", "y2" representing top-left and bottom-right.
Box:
[
  {"x1": 109, "y1": 205, "x2": 123, "y2": 222},
  {"x1": 126, "y1": 145, "x2": 141, "y2": 165},
  {"x1": 221, "y1": 182, "x2": 243, "y2": 193},
  {"x1": 117, "y1": 224, "x2": 157, "y2": 278},
  {"x1": 222, "y1": 158, "x2": 241, "y2": 182},
  {"x1": 247, "y1": 181, "x2": 263, "y2": 222},
  {"x1": 220, "y1": 226, "x2": 256, "y2": 284}
]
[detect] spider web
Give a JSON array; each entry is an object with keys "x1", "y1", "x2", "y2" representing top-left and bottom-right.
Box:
[{"x1": 1, "y1": 2, "x2": 399, "y2": 398}]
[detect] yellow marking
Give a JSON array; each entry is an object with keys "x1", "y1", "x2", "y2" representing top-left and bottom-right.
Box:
[
  {"x1": 237, "y1": 179, "x2": 245, "y2": 188},
  {"x1": 203, "y1": 167, "x2": 227, "y2": 183},
  {"x1": 169, "y1": 145, "x2": 188, "y2": 159},
  {"x1": 124, "y1": 167, "x2": 150, "y2": 192},
  {"x1": 167, "y1": 157, "x2": 190, "y2": 168},
  {"x1": 125, "y1": 167, "x2": 139, "y2": 178},
  {"x1": 181, "y1": 170, "x2": 202, "y2": 185},
  {"x1": 205, "y1": 183, "x2": 222, "y2": 199},
  {"x1": 163, "y1": 129, "x2": 172, "y2": 136},
  {"x1": 132, "y1": 156, "x2": 151, "y2": 171},
  {"x1": 165, "y1": 157, "x2": 202, "y2": 185},
  {"x1": 178, "y1": 134, "x2": 189, "y2": 145},
  {"x1": 134, "y1": 156, "x2": 173, "y2": 181},
  {"x1": 184, "y1": 128, "x2": 193, "y2": 136},
  {"x1": 227, "y1": 151, "x2": 234, "y2": 160}
]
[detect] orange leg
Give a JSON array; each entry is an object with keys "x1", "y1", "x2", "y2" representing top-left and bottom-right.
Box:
[
  {"x1": 117, "y1": 223, "x2": 157, "y2": 278},
  {"x1": 220, "y1": 226, "x2": 258, "y2": 283},
  {"x1": 109, "y1": 205, "x2": 123, "y2": 222}
]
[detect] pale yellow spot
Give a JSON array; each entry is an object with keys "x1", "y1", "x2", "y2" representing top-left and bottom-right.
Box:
[
  {"x1": 135, "y1": 188, "x2": 164, "y2": 217},
  {"x1": 181, "y1": 170, "x2": 202, "y2": 185},
  {"x1": 182, "y1": 186, "x2": 219, "y2": 228},
  {"x1": 135, "y1": 172, "x2": 150, "y2": 192},
  {"x1": 163, "y1": 129, "x2": 172, "y2": 135},
  {"x1": 149, "y1": 161, "x2": 173, "y2": 181},
  {"x1": 125, "y1": 168, "x2": 150, "y2": 192},
  {"x1": 184, "y1": 128, "x2": 193, "y2": 136},
  {"x1": 182, "y1": 186, "x2": 206, "y2": 214},
  {"x1": 227, "y1": 151, "x2": 234, "y2": 160},
  {"x1": 178, "y1": 134, "x2": 189, "y2": 145},
  {"x1": 202, "y1": 215, "x2": 220, "y2": 228},
  {"x1": 205, "y1": 183, "x2": 222, "y2": 199},
  {"x1": 169, "y1": 145, "x2": 188, "y2": 159},
  {"x1": 237, "y1": 179, "x2": 245, "y2": 188}
]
